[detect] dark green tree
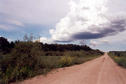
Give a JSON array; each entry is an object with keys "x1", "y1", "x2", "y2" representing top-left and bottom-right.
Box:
[{"x1": 0, "y1": 37, "x2": 10, "y2": 53}]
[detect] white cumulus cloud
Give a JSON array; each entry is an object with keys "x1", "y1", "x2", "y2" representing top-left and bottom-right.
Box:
[
  {"x1": 49, "y1": 0, "x2": 126, "y2": 44},
  {"x1": 39, "y1": 37, "x2": 54, "y2": 44}
]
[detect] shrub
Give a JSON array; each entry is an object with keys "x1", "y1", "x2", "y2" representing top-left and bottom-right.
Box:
[
  {"x1": 59, "y1": 56, "x2": 74, "y2": 67},
  {"x1": 117, "y1": 58, "x2": 126, "y2": 68}
]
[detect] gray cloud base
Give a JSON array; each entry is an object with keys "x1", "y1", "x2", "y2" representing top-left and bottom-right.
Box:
[{"x1": 72, "y1": 18, "x2": 126, "y2": 40}]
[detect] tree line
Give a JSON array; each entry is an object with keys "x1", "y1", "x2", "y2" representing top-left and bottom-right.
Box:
[{"x1": 0, "y1": 37, "x2": 102, "y2": 53}]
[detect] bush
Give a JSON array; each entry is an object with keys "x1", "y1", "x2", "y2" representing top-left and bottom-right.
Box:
[
  {"x1": 59, "y1": 56, "x2": 74, "y2": 67},
  {"x1": 0, "y1": 42, "x2": 44, "y2": 83},
  {"x1": 117, "y1": 58, "x2": 126, "y2": 68}
]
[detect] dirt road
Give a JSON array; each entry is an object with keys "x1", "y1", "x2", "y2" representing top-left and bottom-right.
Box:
[{"x1": 17, "y1": 53, "x2": 126, "y2": 84}]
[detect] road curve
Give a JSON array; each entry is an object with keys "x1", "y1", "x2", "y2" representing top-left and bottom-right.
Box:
[{"x1": 15, "y1": 53, "x2": 126, "y2": 84}]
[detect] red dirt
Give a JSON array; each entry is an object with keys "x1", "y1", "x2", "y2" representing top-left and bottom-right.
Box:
[{"x1": 14, "y1": 53, "x2": 126, "y2": 84}]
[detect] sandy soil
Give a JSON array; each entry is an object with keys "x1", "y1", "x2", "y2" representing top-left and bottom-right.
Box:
[{"x1": 14, "y1": 53, "x2": 126, "y2": 84}]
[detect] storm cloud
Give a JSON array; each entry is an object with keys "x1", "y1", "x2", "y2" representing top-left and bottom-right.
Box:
[
  {"x1": 72, "y1": 18, "x2": 126, "y2": 40},
  {"x1": 49, "y1": 0, "x2": 126, "y2": 42}
]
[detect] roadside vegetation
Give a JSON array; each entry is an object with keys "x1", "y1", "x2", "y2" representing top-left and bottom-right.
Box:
[
  {"x1": 0, "y1": 37, "x2": 103, "y2": 84},
  {"x1": 109, "y1": 51, "x2": 126, "y2": 68}
]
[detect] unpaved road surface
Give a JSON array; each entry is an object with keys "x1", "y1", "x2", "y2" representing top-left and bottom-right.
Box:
[{"x1": 16, "y1": 53, "x2": 126, "y2": 84}]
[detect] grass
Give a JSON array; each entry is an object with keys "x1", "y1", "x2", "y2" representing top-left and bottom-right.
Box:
[
  {"x1": 109, "y1": 51, "x2": 126, "y2": 68},
  {"x1": 0, "y1": 42, "x2": 103, "y2": 84},
  {"x1": 0, "y1": 51, "x2": 102, "y2": 84}
]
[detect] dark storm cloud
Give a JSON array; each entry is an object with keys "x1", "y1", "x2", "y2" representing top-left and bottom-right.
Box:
[{"x1": 72, "y1": 18, "x2": 126, "y2": 40}]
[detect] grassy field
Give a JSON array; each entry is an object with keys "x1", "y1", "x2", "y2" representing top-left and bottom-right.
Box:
[
  {"x1": 0, "y1": 39, "x2": 103, "y2": 84},
  {"x1": 0, "y1": 51, "x2": 102, "y2": 84},
  {"x1": 109, "y1": 51, "x2": 126, "y2": 68}
]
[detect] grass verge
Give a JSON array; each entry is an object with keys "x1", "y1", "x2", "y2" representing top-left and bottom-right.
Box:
[{"x1": 109, "y1": 51, "x2": 126, "y2": 68}]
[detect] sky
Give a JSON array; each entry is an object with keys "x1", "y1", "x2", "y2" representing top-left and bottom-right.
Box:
[{"x1": 0, "y1": 0, "x2": 126, "y2": 51}]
